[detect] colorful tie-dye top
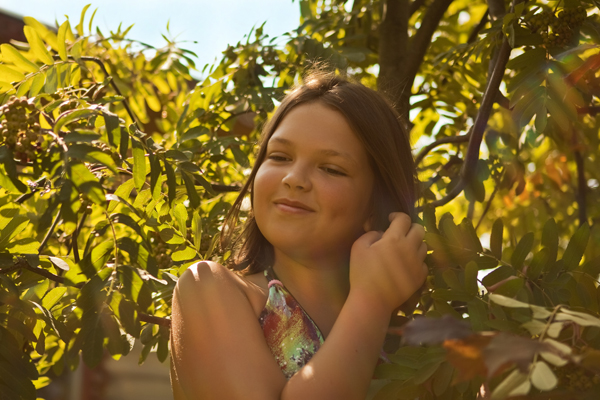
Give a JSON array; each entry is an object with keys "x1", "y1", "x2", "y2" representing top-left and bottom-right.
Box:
[
  {"x1": 258, "y1": 267, "x2": 390, "y2": 380},
  {"x1": 259, "y1": 268, "x2": 324, "y2": 379}
]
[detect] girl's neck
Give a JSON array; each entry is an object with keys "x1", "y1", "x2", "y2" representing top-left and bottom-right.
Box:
[{"x1": 271, "y1": 249, "x2": 350, "y2": 310}]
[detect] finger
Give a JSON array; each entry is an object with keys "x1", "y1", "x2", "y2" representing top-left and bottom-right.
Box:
[
  {"x1": 406, "y1": 223, "x2": 426, "y2": 245},
  {"x1": 384, "y1": 212, "x2": 412, "y2": 238},
  {"x1": 418, "y1": 242, "x2": 428, "y2": 261},
  {"x1": 354, "y1": 230, "x2": 384, "y2": 248}
]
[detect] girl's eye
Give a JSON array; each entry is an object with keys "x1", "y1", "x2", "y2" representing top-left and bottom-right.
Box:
[
  {"x1": 323, "y1": 167, "x2": 346, "y2": 177},
  {"x1": 268, "y1": 154, "x2": 288, "y2": 162}
]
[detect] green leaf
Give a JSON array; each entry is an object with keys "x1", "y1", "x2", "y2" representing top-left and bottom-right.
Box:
[
  {"x1": 490, "y1": 218, "x2": 503, "y2": 260},
  {"x1": 192, "y1": 212, "x2": 202, "y2": 251},
  {"x1": 76, "y1": 4, "x2": 92, "y2": 36},
  {"x1": 432, "y1": 362, "x2": 454, "y2": 396},
  {"x1": 24, "y1": 17, "x2": 58, "y2": 51},
  {"x1": 527, "y1": 248, "x2": 550, "y2": 280},
  {"x1": 493, "y1": 278, "x2": 525, "y2": 297},
  {"x1": 459, "y1": 218, "x2": 483, "y2": 252},
  {"x1": 491, "y1": 369, "x2": 530, "y2": 399},
  {"x1": 0, "y1": 215, "x2": 28, "y2": 251},
  {"x1": 0, "y1": 43, "x2": 39, "y2": 73},
  {"x1": 464, "y1": 261, "x2": 479, "y2": 296},
  {"x1": 103, "y1": 112, "x2": 121, "y2": 147},
  {"x1": 530, "y1": 361, "x2": 558, "y2": 391},
  {"x1": 562, "y1": 224, "x2": 590, "y2": 271},
  {"x1": 80, "y1": 310, "x2": 105, "y2": 368},
  {"x1": 506, "y1": 48, "x2": 546, "y2": 70},
  {"x1": 172, "y1": 246, "x2": 197, "y2": 262},
  {"x1": 482, "y1": 265, "x2": 513, "y2": 288},
  {"x1": 23, "y1": 26, "x2": 54, "y2": 65},
  {"x1": 107, "y1": 178, "x2": 135, "y2": 213},
  {"x1": 442, "y1": 268, "x2": 464, "y2": 292},
  {"x1": 132, "y1": 139, "x2": 146, "y2": 191},
  {"x1": 29, "y1": 72, "x2": 45, "y2": 96},
  {"x1": 111, "y1": 213, "x2": 143, "y2": 236},
  {"x1": 63, "y1": 131, "x2": 101, "y2": 143},
  {"x1": 0, "y1": 65, "x2": 25, "y2": 83},
  {"x1": 542, "y1": 218, "x2": 558, "y2": 263},
  {"x1": 67, "y1": 143, "x2": 118, "y2": 173},
  {"x1": 0, "y1": 146, "x2": 27, "y2": 193},
  {"x1": 172, "y1": 203, "x2": 188, "y2": 235},
  {"x1": 182, "y1": 171, "x2": 200, "y2": 209},
  {"x1": 57, "y1": 20, "x2": 71, "y2": 61},
  {"x1": 164, "y1": 160, "x2": 177, "y2": 204},
  {"x1": 41, "y1": 287, "x2": 68, "y2": 310},
  {"x1": 511, "y1": 232, "x2": 534, "y2": 271},
  {"x1": 69, "y1": 162, "x2": 105, "y2": 206},
  {"x1": 180, "y1": 126, "x2": 209, "y2": 142},
  {"x1": 55, "y1": 109, "x2": 99, "y2": 133}
]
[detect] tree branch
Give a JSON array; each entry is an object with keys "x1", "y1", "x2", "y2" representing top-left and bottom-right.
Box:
[
  {"x1": 38, "y1": 208, "x2": 61, "y2": 254},
  {"x1": 377, "y1": 0, "x2": 410, "y2": 121},
  {"x1": 139, "y1": 313, "x2": 171, "y2": 327},
  {"x1": 415, "y1": 133, "x2": 470, "y2": 165},
  {"x1": 423, "y1": 155, "x2": 462, "y2": 189},
  {"x1": 5, "y1": 257, "x2": 172, "y2": 327},
  {"x1": 405, "y1": 0, "x2": 454, "y2": 93},
  {"x1": 53, "y1": 55, "x2": 140, "y2": 129},
  {"x1": 467, "y1": 9, "x2": 489, "y2": 44},
  {"x1": 475, "y1": 180, "x2": 501, "y2": 231},
  {"x1": 425, "y1": 38, "x2": 511, "y2": 209}
]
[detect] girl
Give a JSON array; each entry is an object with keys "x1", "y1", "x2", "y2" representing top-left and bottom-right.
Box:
[{"x1": 170, "y1": 71, "x2": 428, "y2": 399}]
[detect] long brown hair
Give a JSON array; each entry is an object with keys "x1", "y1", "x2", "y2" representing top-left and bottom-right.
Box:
[{"x1": 222, "y1": 70, "x2": 418, "y2": 275}]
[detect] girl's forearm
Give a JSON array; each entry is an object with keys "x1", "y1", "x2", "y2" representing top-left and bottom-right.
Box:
[{"x1": 281, "y1": 290, "x2": 391, "y2": 400}]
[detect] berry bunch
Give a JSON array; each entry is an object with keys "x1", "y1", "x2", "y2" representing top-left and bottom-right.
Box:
[
  {"x1": 556, "y1": 366, "x2": 600, "y2": 392},
  {"x1": 527, "y1": 7, "x2": 587, "y2": 49},
  {"x1": 0, "y1": 96, "x2": 43, "y2": 164}
]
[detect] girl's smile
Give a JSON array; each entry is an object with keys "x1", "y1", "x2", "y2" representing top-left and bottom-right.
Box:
[{"x1": 253, "y1": 101, "x2": 375, "y2": 262}]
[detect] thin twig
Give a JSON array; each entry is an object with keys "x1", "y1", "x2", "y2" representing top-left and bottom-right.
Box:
[
  {"x1": 70, "y1": 211, "x2": 88, "y2": 263},
  {"x1": 423, "y1": 155, "x2": 462, "y2": 189},
  {"x1": 139, "y1": 312, "x2": 171, "y2": 327},
  {"x1": 415, "y1": 133, "x2": 470, "y2": 165},
  {"x1": 38, "y1": 208, "x2": 61, "y2": 254},
  {"x1": 475, "y1": 182, "x2": 501, "y2": 231},
  {"x1": 467, "y1": 9, "x2": 490, "y2": 44},
  {"x1": 52, "y1": 55, "x2": 140, "y2": 129}
]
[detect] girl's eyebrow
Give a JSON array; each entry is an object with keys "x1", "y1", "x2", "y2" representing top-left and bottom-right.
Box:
[{"x1": 269, "y1": 137, "x2": 357, "y2": 165}]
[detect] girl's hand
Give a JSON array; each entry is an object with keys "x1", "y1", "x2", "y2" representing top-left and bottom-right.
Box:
[{"x1": 349, "y1": 212, "x2": 428, "y2": 314}]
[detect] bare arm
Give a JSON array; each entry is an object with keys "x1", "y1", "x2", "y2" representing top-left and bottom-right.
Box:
[{"x1": 170, "y1": 214, "x2": 427, "y2": 400}]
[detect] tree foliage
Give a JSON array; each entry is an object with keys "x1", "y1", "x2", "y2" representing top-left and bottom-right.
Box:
[{"x1": 0, "y1": 0, "x2": 599, "y2": 399}]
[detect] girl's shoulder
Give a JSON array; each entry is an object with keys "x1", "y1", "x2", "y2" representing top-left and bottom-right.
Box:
[{"x1": 176, "y1": 261, "x2": 268, "y2": 317}]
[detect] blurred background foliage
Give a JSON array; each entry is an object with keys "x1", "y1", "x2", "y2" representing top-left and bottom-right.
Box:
[{"x1": 0, "y1": 0, "x2": 600, "y2": 399}]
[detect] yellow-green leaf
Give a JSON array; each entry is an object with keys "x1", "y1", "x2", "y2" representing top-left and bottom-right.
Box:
[
  {"x1": 23, "y1": 26, "x2": 54, "y2": 65},
  {"x1": 530, "y1": 361, "x2": 557, "y2": 391},
  {"x1": 0, "y1": 65, "x2": 25, "y2": 83},
  {"x1": 57, "y1": 21, "x2": 71, "y2": 61},
  {"x1": 1, "y1": 44, "x2": 39, "y2": 73},
  {"x1": 24, "y1": 17, "x2": 58, "y2": 51}
]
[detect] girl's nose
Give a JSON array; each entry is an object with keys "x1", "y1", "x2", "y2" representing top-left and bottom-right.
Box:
[{"x1": 282, "y1": 164, "x2": 312, "y2": 191}]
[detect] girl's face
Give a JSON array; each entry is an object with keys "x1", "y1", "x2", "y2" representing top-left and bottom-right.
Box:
[{"x1": 253, "y1": 101, "x2": 375, "y2": 263}]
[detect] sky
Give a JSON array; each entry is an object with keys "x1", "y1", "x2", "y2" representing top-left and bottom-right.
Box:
[{"x1": 0, "y1": 0, "x2": 301, "y2": 71}]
